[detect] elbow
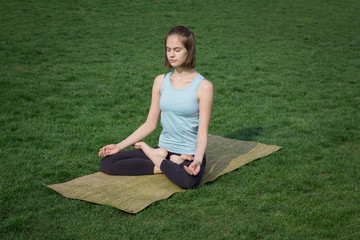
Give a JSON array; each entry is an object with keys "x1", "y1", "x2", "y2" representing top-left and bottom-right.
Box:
[{"x1": 143, "y1": 121, "x2": 157, "y2": 133}]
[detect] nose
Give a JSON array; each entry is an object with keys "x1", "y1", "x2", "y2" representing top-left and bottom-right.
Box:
[{"x1": 169, "y1": 50, "x2": 175, "y2": 57}]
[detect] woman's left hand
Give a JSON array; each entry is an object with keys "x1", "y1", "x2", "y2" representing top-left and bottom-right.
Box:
[{"x1": 184, "y1": 160, "x2": 201, "y2": 176}]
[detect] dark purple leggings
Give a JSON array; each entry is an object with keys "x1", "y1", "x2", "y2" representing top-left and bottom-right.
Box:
[{"x1": 99, "y1": 148, "x2": 206, "y2": 189}]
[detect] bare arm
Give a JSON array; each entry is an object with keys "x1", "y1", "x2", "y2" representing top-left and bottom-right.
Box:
[
  {"x1": 184, "y1": 79, "x2": 214, "y2": 175},
  {"x1": 98, "y1": 74, "x2": 164, "y2": 157}
]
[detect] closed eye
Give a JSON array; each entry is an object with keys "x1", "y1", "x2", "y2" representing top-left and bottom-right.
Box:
[{"x1": 166, "y1": 47, "x2": 183, "y2": 52}]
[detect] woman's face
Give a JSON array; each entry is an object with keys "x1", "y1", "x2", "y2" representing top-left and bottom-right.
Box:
[{"x1": 166, "y1": 35, "x2": 188, "y2": 68}]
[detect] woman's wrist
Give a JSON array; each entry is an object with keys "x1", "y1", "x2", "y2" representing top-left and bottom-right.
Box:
[
  {"x1": 115, "y1": 143, "x2": 124, "y2": 151},
  {"x1": 193, "y1": 158, "x2": 203, "y2": 164}
]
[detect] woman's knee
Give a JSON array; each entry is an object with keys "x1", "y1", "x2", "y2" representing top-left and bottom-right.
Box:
[
  {"x1": 161, "y1": 160, "x2": 201, "y2": 189},
  {"x1": 174, "y1": 172, "x2": 200, "y2": 189},
  {"x1": 99, "y1": 157, "x2": 113, "y2": 174},
  {"x1": 177, "y1": 178, "x2": 198, "y2": 189}
]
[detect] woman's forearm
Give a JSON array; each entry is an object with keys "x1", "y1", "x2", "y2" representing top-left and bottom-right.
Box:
[
  {"x1": 115, "y1": 122, "x2": 156, "y2": 150},
  {"x1": 194, "y1": 134, "x2": 208, "y2": 163}
]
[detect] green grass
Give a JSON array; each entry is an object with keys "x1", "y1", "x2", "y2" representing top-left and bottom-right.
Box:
[{"x1": 1, "y1": 0, "x2": 359, "y2": 239}]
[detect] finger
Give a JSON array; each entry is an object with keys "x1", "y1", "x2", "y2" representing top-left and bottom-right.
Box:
[
  {"x1": 184, "y1": 165, "x2": 194, "y2": 175},
  {"x1": 187, "y1": 164, "x2": 196, "y2": 175},
  {"x1": 99, "y1": 149, "x2": 104, "y2": 157},
  {"x1": 194, "y1": 165, "x2": 201, "y2": 175}
]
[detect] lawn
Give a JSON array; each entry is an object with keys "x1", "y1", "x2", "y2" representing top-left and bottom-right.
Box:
[{"x1": 0, "y1": 0, "x2": 359, "y2": 239}]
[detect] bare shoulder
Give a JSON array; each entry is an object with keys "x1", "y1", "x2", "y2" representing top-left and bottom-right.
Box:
[
  {"x1": 197, "y1": 79, "x2": 214, "y2": 102},
  {"x1": 155, "y1": 74, "x2": 166, "y2": 83},
  {"x1": 199, "y1": 79, "x2": 214, "y2": 92},
  {"x1": 153, "y1": 74, "x2": 166, "y2": 88}
]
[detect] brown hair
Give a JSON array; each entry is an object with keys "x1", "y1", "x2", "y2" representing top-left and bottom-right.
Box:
[{"x1": 164, "y1": 25, "x2": 196, "y2": 69}]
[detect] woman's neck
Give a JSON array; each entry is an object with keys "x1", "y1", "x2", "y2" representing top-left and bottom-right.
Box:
[{"x1": 172, "y1": 67, "x2": 197, "y2": 76}]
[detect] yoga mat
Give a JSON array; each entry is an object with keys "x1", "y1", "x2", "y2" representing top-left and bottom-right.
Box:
[{"x1": 46, "y1": 135, "x2": 281, "y2": 213}]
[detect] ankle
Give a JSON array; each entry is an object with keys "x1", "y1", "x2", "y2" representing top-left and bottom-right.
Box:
[{"x1": 157, "y1": 148, "x2": 168, "y2": 158}]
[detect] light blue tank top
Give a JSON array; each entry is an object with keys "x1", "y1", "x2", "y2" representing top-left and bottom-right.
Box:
[{"x1": 158, "y1": 71, "x2": 205, "y2": 155}]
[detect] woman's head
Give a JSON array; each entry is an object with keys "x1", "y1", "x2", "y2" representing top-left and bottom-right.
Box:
[{"x1": 164, "y1": 25, "x2": 196, "y2": 69}]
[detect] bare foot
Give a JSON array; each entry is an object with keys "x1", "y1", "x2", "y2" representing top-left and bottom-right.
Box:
[
  {"x1": 170, "y1": 154, "x2": 183, "y2": 164},
  {"x1": 170, "y1": 153, "x2": 194, "y2": 165},
  {"x1": 180, "y1": 154, "x2": 194, "y2": 161},
  {"x1": 134, "y1": 142, "x2": 168, "y2": 173}
]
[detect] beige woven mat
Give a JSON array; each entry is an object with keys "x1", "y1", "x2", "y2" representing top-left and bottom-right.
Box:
[{"x1": 46, "y1": 135, "x2": 281, "y2": 213}]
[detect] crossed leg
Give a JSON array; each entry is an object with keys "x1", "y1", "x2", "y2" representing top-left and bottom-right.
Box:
[
  {"x1": 134, "y1": 142, "x2": 167, "y2": 174},
  {"x1": 134, "y1": 142, "x2": 194, "y2": 173},
  {"x1": 133, "y1": 141, "x2": 205, "y2": 189}
]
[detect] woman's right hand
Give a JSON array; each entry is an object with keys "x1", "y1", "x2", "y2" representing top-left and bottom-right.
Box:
[{"x1": 98, "y1": 144, "x2": 121, "y2": 157}]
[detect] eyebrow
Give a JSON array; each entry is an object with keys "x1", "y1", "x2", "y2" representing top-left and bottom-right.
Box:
[{"x1": 166, "y1": 46, "x2": 183, "y2": 49}]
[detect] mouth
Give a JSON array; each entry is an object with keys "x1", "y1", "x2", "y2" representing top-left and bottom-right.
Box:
[{"x1": 169, "y1": 59, "x2": 177, "y2": 63}]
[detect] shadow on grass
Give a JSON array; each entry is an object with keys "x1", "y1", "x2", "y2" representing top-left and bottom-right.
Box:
[{"x1": 225, "y1": 127, "x2": 263, "y2": 141}]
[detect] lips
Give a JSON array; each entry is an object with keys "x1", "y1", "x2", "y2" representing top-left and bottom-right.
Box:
[{"x1": 169, "y1": 59, "x2": 177, "y2": 63}]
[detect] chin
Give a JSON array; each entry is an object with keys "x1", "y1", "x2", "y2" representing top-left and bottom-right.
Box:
[{"x1": 171, "y1": 62, "x2": 184, "y2": 68}]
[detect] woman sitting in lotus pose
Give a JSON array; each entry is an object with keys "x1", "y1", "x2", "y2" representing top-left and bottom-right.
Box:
[{"x1": 98, "y1": 25, "x2": 213, "y2": 189}]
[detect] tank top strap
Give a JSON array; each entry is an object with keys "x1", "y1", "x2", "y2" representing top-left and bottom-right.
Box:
[
  {"x1": 192, "y1": 73, "x2": 205, "y2": 91},
  {"x1": 165, "y1": 71, "x2": 173, "y2": 80},
  {"x1": 160, "y1": 72, "x2": 173, "y2": 93}
]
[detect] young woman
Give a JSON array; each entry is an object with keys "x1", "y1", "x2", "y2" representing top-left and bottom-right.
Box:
[{"x1": 98, "y1": 26, "x2": 213, "y2": 189}]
